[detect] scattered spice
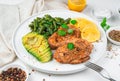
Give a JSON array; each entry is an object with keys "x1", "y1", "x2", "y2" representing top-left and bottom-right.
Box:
[
  {"x1": 107, "y1": 44, "x2": 112, "y2": 51},
  {"x1": 29, "y1": 73, "x2": 31, "y2": 75},
  {"x1": 43, "y1": 78, "x2": 45, "y2": 81},
  {"x1": 106, "y1": 44, "x2": 120, "y2": 59},
  {"x1": 48, "y1": 74, "x2": 51, "y2": 77},
  {"x1": 96, "y1": 40, "x2": 99, "y2": 43},
  {"x1": 32, "y1": 69, "x2": 35, "y2": 72},
  {"x1": 0, "y1": 68, "x2": 27, "y2": 81},
  {"x1": 109, "y1": 30, "x2": 120, "y2": 42}
]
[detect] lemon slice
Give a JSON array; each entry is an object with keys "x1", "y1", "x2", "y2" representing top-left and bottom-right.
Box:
[
  {"x1": 68, "y1": 0, "x2": 86, "y2": 12},
  {"x1": 72, "y1": 18, "x2": 101, "y2": 42},
  {"x1": 74, "y1": 18, "x2": 98, "y2": 31},
  {"x1": 81, "y1": 27, "x2": 100, "y2": 42}
]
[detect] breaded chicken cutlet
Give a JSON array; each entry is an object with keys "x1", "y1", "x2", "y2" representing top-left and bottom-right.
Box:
[
  {"x1": 48, "y1": 24, "x2": 80, "y2": 49},
  {"x1": 53, "y1": 38, "x2": 93, "y2": 64}
]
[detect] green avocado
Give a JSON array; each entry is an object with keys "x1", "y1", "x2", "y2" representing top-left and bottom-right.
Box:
[
  {"x1": 22, "y1": 32, "x2": 52, "y2": 63},
  {"x1": 40, "y1": 51, "x2": 52, "y2": 62}
]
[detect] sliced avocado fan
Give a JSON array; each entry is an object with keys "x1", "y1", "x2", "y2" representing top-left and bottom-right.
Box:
[{"x1": 22, "y1": 32, "x2": 52, "y2": 63}]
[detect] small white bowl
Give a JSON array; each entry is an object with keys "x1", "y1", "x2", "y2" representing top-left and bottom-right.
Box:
[
  {"x1": 92, "y1": 8, "x2": 112, "y2": 20},
  {"x1": 106, "y1": 26, "x2": 120, "y2": 45},
  {"x1": 0, "y1": 64, "x2": 28, "y2": 81}
]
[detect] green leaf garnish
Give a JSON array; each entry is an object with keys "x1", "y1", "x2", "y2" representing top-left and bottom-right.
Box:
[
  {"x1": 67, "y1": 43, "x2": 74, "y2": 50},
  {"x1": 61, "y1": 24, "x2": 69, "y2": 29},
  {"x1": 101, "y1": 17, "x2": 107, "y2": 27},
  {"x1": 100, "y1": 17, "x2": 110, "y2": 31},
  {"x1": 68, "y1": 29, "x2": 74, "y2": 34},
  {"x1": 57, "y1": 30, "x2": 66, "y2": 36},
  {"x1": 104, "y1": 25, "x2": 110, "y2": 31},
  {"x1": 70, "y1": 20, "x2": 77, "y2": 25}
]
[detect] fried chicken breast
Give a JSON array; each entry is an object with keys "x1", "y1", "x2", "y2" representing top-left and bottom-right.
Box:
[
  {"x1": 53, "y1": 38, "x2": 93, "y2": 64},
  {"x1": 48, "y1": 25, "x2": 80, "y2": 49}
]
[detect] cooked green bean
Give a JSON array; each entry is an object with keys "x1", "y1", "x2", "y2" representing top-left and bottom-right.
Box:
[{"x1": 29, "y1": 14, "x2": 71, "y2": 39}]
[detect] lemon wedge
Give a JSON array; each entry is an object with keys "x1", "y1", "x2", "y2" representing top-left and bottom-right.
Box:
[
  {"x1": 74, "y1": 18, "x2": 97, "y2": 31},
  {"x1": 68, "y1": 0, "x2": 86, "y2": 12},
  {"x1": 81, "y1": 26, "x2": 100, "y2": 42},
  {"x1": 73, "y1": 18, "x2": 100, "y2": 42}
]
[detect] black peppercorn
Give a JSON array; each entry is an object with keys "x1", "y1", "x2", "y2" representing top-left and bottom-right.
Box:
[{"x1": 0, "y1": 68, "x2": 27, "y2": 81}]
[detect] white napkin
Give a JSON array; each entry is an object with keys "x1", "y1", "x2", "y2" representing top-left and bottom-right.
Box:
[
  {"x1": 0, "y1": 0, "x2": 67, "y2": 67},
  {"x1": 0, "y1": 5, "x2": 19, "y2": 67},
  {"x1": 0, "y1": 0, "x2": 44, "y2": 67}
]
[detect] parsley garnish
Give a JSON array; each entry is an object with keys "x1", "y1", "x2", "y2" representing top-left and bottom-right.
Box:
[
  {"x1": 57, "y1": 30, "x2": 66, "y2": 36},
  {"x1": 67, "y1": 43, "x2": 74, "y2": 50},
  {"x1": 61, "y1": 24, "x2": 69, "y2": 29},
  {"x1": 70, "y1": 20, "x2": 77, "y2": 25},
  {"x1": 101, "y1": 17, "x2": 110, "y2": 31},
  {"x1": 68, "y1": 29, "x2": 74, "y2": 34}
]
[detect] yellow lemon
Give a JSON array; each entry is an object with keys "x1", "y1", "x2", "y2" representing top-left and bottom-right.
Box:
[
  {"x1": 72, "y1": 18, "x2": 101, "y2": 42},
  {"x1": 74, "y1": 18, "x2": 98, "y2": 31},
  {"x1": 81, "y1": 26, "x2": 101, "y2": 42},
  {"x1": 68, "y1": 0, "x2": 86, "y2": 12}
]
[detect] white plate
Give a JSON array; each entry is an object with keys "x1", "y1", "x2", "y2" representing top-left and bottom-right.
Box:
[{"x1": 12, "y1": 10, "x2": 107, "y2": 74}]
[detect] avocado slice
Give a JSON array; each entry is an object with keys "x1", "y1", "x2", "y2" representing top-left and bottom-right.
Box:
[
  {"x1": 40, "y1": 51, "x2": 52, "y2": 62},
  {"x1": 22, "y1": 32, "x2": 52, "y2": 62}
]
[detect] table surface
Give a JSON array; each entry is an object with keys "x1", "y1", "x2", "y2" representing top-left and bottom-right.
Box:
[{"x1": 0, "y1": 0, "x2": 120, "y2": 81}]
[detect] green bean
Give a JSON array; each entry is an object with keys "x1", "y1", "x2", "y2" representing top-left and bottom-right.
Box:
[
  {"x1": 29, "y1": 24, "x2": 34, "y2": 27},
  {"x1": 65, "y1": 18, "x2": 71, "y2": 24},
  {"x1": 53, "y1": 21, "x2": 57, "y2": 31},
  {"x1": 39, "y1": 23, "x2": 43, "y2": 28},
  {"x1": 43, "y1": 23, "x2": 49, "y2": 28},
  {"x1": 29, "y1": 14, "x2": 71, "y2": 39},
  {"x1": 33, "y1": 19, "x2": 38, "y2": 31},
  {"x1": 39, "y1": 26, "x2": 44, "y2": 34},
  {"x1": 45, "y1": 14, "x2": 52, "y2": 19},
  {"x1": 49, "y1": 18, "x2": 54, "y2": 22},
  {"x1": 47, "y1": 27, "x2": 53, "y2": 35}
]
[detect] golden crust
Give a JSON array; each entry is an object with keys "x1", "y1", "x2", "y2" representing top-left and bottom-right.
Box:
[
  {"x1": 48, "y1": 25, "x2": 80, "y2": 49},
  {"x1": 53, "y1": 38, "x2": 93, "y2": 64}
]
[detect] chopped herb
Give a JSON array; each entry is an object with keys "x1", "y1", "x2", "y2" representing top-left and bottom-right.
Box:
[
  {"x1": 68, "y1": 29, "x2": 74, "y2": 34},
  {"x1": 61, "y1": 24, "x2": 69, "y2": 29},
  {"x1": 104, "y1": 25, "x2": 110, "y2": 30},
  {"x1": 100, "y1": 17, "x2": 110, "y2": 31},
  {"x1": 101, "y1": 17, "x2": 107, "y2": 27},
  {"x1": 57, "y1": 30, "x2": 66, "y2": 36},
  {"x1": 67, "y1": 43, "x2": 74, "y2": 50},
  {"x1": 70, "y1": 20, "x2": 77, "y2": 25}
]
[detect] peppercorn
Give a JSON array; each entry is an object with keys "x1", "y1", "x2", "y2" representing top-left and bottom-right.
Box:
[
  {"x1": 109, "y1": 30, "x2": 120, "y2": 42},
  {"x1": 0, "y1": 68, "x2": 27, "y2": 81}
]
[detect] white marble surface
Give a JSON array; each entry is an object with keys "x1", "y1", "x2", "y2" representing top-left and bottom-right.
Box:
[{"x1": 0, "y1": 0, "x2": 120, "y2": 81}]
